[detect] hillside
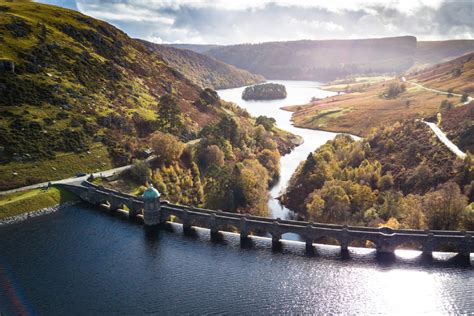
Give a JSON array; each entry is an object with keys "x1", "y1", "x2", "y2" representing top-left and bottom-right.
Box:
[
  {"x1": 408, "y1": 52, "x2": 474, "y2": 93},
  {"x1": 281, "y1": 121, "x2": 473, "y2": 231},
  {"x1": 284, "y1": 53, "x2": 474, "y2": 136},
  {"x1": 204, "y1": 36, "x2": 417, "y2": 81},
  {"x1": 167, "y1": 43, "x2": 221, "y2": 54},
  {"x1": 415, "y1": 40, "x2": 474, "y2": 67},
  {"x1": 140, "y1": 40, "x2": 264, "y2": 89},
  {"x1": 435, "y1": 101, "x2": 474, "y2": 154},
  {"x1": 0, "y1": 1, "x2": 295, "y2": 192}
]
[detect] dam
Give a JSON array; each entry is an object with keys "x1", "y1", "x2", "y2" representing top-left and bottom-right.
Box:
[{"x1": 60, "y1": 181, "x2": 473, "y2": 261}]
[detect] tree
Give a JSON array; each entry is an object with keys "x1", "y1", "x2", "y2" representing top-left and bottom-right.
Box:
[
  {"x1": 150, "y1": 131, "x2": 184, "y2": 164},
  {"x1": 384, "y1": 83, "x2": 405, "y2": 99},
  {"x1": 198, "y1": 144, "x2": 225, "y2": 170},
  {"x1": 461, "y1": 92, "x2": 469, "y2": 103},
  {"x1": 400, "y1": 194, "x2": 426, "y2": 229},
  {"x1": 257, "y1": 149, "x2": 280, "y2": 184},
  {"x1": 306, "y1": 192, "x2": 325, "y2": 222},
  {"x1": 423, "y1": 182, "x2": 468, "y2": 230},
  {"x1": 255, "y1": 115, "x2": 276, "y2": 131},
  {"x1": 233, "y1": 159, "x2": 269, "y2": 216},
  {"x1": 217, "y1": 116, "x2": 239, "y2": 146},
  {"x1": 377, "y1": 173, "x2": 394, "y2": 191},
  {"x1": 318, "y1": 181, "x2": 351, "y2": 223},
  {"x1": 439, "y1": 99, "x2": 453, "y2": 112},
  {"x1": 129, "y1": 160, "x2": 151, "y2": 184},
  {"x1": 199, "y1": 88, "x2": 219, "y2": 105},
  {"x1": 157, "y1": 94, "x2": 184, "y2": 135}
]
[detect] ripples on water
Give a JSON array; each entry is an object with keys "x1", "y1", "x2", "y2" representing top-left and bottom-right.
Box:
[{"x1": 0, "y1": 205, "x2": 472, "y2": 315}]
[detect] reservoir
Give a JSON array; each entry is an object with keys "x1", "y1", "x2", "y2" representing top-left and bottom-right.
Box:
[{"x1": 0, "y1": 81, "x2": 472, "y2": 314}]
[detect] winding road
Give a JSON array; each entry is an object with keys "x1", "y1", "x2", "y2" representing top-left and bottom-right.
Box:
[{"x1": 402, "y1": 77, "x2": 469, "y2": 159}]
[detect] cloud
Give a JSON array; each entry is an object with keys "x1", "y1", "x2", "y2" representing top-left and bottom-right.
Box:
[{"x1": 38, "y1": 0, "x2": 474, "y2": 43}]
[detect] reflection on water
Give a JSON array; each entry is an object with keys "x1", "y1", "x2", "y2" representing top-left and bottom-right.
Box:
[{"x1": 0, "y1": 205, "x2": 472, "y2": 315}]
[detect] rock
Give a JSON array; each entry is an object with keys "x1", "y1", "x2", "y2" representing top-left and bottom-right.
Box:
[{"x1": 0, "y1": 59, "x2": 15, "y2": 73}]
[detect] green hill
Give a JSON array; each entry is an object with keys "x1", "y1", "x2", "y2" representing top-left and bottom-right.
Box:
[
  {"x1": 0, "y1": 1, "x2": 294, "y2": 194},
  {"x1": 139, "y1": 40, "x2": 265, "y2": 89}
]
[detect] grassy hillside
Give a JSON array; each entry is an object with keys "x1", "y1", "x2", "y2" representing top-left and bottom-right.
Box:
[
  {"x1": 408, "y1": 52, "x2": 474, "y2": 93},
  {"x1": 285, "y1": 53, "x2": 474, "y2": 136},
  {"x1": 415, "y1": 40, "x2": 474, "y2": 67},
  {"x1": 281, "y1": 121, "x2": 474, "y2": 232},
  {"x1": 0, "y1": 1, "x2": 294, "y2": 191},
  {"x1": 205, "y1": 36, "x2": 417, "y2": 81},
  {"x1": 0, "y1": 186, "x2": 77, "y2": 220},
  {"x1": 140, "y1": 40, "x2": 265, "y2": 89}
]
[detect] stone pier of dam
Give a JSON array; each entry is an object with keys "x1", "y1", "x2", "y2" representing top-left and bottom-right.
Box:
[{"x1": 59, "y1": 181, "x2": 473, "y2": 261}]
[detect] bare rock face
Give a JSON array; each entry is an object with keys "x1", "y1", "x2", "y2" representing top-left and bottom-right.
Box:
[{"x1": 0, "y1": 59, "x2": 15, "y2": 73}]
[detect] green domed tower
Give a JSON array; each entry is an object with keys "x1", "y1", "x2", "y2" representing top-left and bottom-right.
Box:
[{"x1": 142, "y1": 184, "x2": 161, "y2": 226}]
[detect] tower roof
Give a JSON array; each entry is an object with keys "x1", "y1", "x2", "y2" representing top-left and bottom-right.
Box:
[{"x1": 142, "y1": 184, "x2": 161, "y2": 200}]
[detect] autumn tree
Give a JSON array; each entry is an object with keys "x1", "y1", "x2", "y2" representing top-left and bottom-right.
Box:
[
  {"x1": 423, "y1": 182, "x2": 468, "y2": 230},
  {"x1": 198, "y1": 144, "x2": 225, "y2": 170},
  {"x1": 150, "y1": 131, "x2": 184, "y2": 164},
  {"x1": 306, "y1": 192, "x2": 325, "y2": 222},
  {"x1": 257, "y1": 149, "x2": 280, "y2": 184}
]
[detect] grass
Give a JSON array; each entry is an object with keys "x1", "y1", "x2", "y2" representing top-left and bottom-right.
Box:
[
  {"x1": 0, "y1": 186, "x2": 77, "y2": 220},
  {"x1": 0, "y1": 144, "x2": 113, "y2": 190},
  {"x1": 286, "y1": 76, "x2": 455, "y2": 136},
  {"x1": 304, "y1": 107, "x2": 352, "y2": 127}
]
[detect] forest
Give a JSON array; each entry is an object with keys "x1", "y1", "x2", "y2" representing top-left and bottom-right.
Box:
[
  {"x1": 281, "y1": 120, "x2": 474, "y2": 231},
  {"x1": 107, "y1": 106, "x2": 288, "y2": 217}
]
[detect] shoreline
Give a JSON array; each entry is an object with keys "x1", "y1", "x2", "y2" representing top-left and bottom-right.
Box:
[
  {"x1": 279, "y1": 105, "x2": 363, "y2": 139},
  {"x1": 0, "y1": 201, "x2": 77, "y2": 226}
]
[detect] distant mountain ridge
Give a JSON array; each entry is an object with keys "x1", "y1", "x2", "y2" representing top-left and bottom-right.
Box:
[
  {"x1": 172, "y1": 37, "x2": 474, "y2": 81},
  {"x1": 415, "y1": 40, "x2": 474, "y2": 66},
  {"x1": 140, "y1": 40, "x2": 264, "y2": 89}
]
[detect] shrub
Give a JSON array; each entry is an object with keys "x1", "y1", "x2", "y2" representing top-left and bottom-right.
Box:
[{"x1": 129, "y1": 160, "x2": 151, "y2": 184}]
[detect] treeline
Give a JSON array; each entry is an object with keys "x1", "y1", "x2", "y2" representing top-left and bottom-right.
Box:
[{"x1": 282, "y1": 121, "x2": 474, "y2": 231}]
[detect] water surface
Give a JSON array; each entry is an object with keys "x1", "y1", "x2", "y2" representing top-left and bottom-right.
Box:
[{"x1": 0, "y1": 204, "x2": 472, "y2": 315}]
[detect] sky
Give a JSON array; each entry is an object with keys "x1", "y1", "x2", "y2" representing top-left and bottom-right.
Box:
[{"x1": 37, "y1": 0, "x2": 474, "y2": 44}]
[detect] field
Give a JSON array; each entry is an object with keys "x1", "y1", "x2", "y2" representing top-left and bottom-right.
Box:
[
  {"x1": 0, "y1": 144, "x2": 113, "y2": 190},
  {"x1": 285, "y1": 53, "x2": 473, "y2": 136},
  {"x1": 0, "y1": 186, "x2": 77, "y2": 220}
]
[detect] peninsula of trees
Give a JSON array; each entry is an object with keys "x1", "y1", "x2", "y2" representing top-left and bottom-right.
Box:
[{"x1": 242, "y1": 83, "x2": 287, "y2": 100}]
